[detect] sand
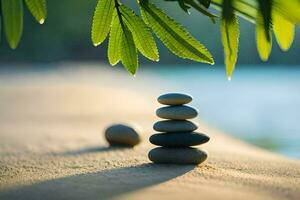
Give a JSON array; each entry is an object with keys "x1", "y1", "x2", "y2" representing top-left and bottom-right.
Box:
[{"x1": 0, "y1": 64, "x2": 299, "y2": 200}]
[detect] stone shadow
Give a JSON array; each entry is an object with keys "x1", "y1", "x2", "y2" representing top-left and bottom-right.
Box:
[
  {"x1": 52, "y1": 145, "x2": 133, "y2": 156},
  {"x1": 0, "y1": 163, "x2": 195, "y2": 200}
]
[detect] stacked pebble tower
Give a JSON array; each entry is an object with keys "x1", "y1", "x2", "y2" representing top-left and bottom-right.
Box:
[{"x1": 148, "y1": 93, "x2": 210, "y2": 164}]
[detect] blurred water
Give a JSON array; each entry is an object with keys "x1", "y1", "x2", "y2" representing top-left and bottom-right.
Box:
[{"x1": 149, "y1": 65, "x2": 300, "y2": 159}]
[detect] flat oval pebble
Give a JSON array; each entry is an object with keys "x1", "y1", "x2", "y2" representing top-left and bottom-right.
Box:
[
  {"x1": 156, "y1": 105, "x2": 198, "y2": 120},
  {"x1": 148, "y1": 147, "x2": 208, "y2": 165},
  {"x1": 153, "y1": 120, "x2": 198, "y2": 132},
  {"x1": 150, "y1": 132, "x2": 209, "y2": 147},
  {"x1": 105, "y1": 124, "x2": 141, "y2": 147},
  {"x1": 158, "y1": 93, "x2": 192, "y2": 105}
]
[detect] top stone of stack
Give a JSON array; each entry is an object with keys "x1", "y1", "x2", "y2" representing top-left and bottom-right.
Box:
[{"x1": 157, "y1": 93, "x2": 192, "y2": 105}]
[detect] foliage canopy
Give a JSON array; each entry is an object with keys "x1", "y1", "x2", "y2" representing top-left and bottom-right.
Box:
[{"x1": 1, "y1": 0, "x2": 300, "y2": 79}]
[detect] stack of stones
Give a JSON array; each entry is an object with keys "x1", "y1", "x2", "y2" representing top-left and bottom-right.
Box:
[{"x1": 148, "y1": 93, "x2": 210, "y2": 165}]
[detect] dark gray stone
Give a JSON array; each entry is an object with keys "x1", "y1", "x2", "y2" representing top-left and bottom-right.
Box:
[
  {"x1": 156, "y1": 105, "x2": 198, "y2": 120},
  {"x1": 149, "y1": 132, "x2": 209, "y2": 147},
  {"x1": 158, "y1": 93, "x2": 192, "y2": 105},
  {"x1": 105, "y1": 124, "x2": 141, "y2": 147},
  {"x1": 153, "y1": 120, "x2": 198, "y2": 132},
  {"x1": 148, "y1": 147, "x2": 208, "y2": 164}
]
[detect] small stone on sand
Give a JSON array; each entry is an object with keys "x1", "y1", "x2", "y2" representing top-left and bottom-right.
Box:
[
  {"x1": 105, "y1": 124, "x2": 141, "y2": 147},
  {"x1": 153, "y1": 120, "x2": 198, "y2": 132},
  {"x1": 150, "y1": 132, "x2": 210, "y2": 147},
  {"x1": 158, "y1": 93, "x2": 192, "y2": 105},
  {"x1": 148, "y1": 147, "x2": 208, "y2": 164},
  {"x1": 156, "y1": 105, "x2": 198, "y2": 120}
]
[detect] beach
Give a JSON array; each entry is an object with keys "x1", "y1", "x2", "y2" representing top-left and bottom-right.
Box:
[{"x1": 0, "y1": 64, "x2": 299, "y2": 200}]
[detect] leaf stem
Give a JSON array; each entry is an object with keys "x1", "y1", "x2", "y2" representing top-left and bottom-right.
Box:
[{"x1": 115, "y1": 0, "x2": 124, "y2": 28}]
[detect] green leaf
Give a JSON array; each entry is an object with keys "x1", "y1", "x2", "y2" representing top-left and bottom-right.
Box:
[
  {"x1": 221, "y1": 15, "x2": 239, "y2": 80},
  {"x1": 272, "y1": 0, "x2": 300, "y2": 25},
  {"x1": 108, "y1": 13, "x2": 123, "y2": 66},
  {"x1": 120, "y1": 23, "x2": 138, "y2": 75},
  {"x1": 256, "y1": 14, "x2": 272, "y2": 61},
  {"x1": 108, "y1": 10, "x2": 138, "y2": 74},
  {"x1": 91, "y1": 0, "x2": 115, "y2": 46},
  {"x1": 140, "y1": 1, "x2": 214, "y2": 64},
  {"x1": 119, "y1": 5, "x2": 159, "y2": 61},
  {"x1": 257, "y1": 0, "x2": 272, "y2": 41},
  {"x1": 1, "y1": 0, "x2": 23, "y2": 49},
  {"x1": 25, "y1": 0, "x2": 47, "y2": 24},
  {"x1": 273, "y1": 11, "x2": 294, "y2": 51}
]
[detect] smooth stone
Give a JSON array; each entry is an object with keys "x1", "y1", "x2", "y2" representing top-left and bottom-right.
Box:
[
  {"x1": 149, "y1": 132, "x2": 210, "y2": 147},
  {"x1": 105, "y1": 124, "x2": 141, "y2": 147},
  {"x1": 148, "y1": 147, "x2": 208, "y2": 165},
  {"x1": 158, "y1": 93, "x2": 192, "y2": 105},
  {"x1": 156, "y1": 105, "x2": 198, "y2": 120},
  {"x1": 153, "y1": 120, "x2": 198, "y2": 132}
]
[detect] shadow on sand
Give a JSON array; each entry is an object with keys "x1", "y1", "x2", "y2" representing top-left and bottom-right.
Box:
[
  {"x1": 53, "y1": 145, "x2": 132, "y2": 156},
  {"x1": 0, "y1": 163, "x2": 195, "y2": 200}
]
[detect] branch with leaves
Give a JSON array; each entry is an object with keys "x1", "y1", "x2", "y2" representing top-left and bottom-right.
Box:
[
  {"x1": 1, "y1": 0, "x2": 300, "y2": 79},
  {"x1": 91, "y1": 0, "x2": 214, "y2": 75}
]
